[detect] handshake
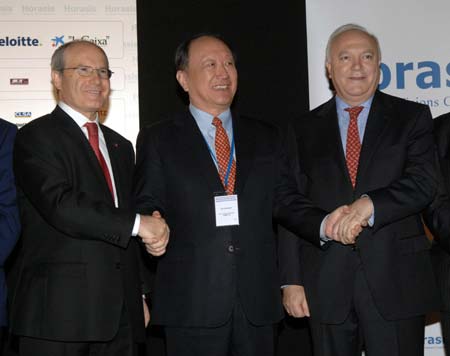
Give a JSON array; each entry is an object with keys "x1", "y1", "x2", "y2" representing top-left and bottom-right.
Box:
[
  {"x1": 324, "y1": 196, "x2": 374, "y2": 245},
  {"x1": 138, "y1": 211, "x2": 170, "y2": 256}
]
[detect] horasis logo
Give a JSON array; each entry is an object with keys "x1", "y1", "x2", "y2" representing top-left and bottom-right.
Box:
[
  {"x1": 379, "y1": 60, "x2": 450, "y2": 108},
  {"x1": 380, "y1": 60, "x2": 450, "y2": 90}
]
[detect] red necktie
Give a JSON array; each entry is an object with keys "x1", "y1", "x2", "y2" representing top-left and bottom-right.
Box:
[
  {"x1": 84, "y1": 122, "x2": 114, "y2": 199},
  {"x1": 344, "y1": 106, "x2": 364, "y2": 188},
  {"x1": 212, "y1": 117, "x2": 236, "y2": 195}
]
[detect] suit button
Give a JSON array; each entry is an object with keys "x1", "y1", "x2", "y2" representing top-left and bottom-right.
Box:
[
  {"x1": 227, "y1": 245, "x2": 234, "y2": 253},
  {"x1": 115, "y1": 262, "x2": 121, "y2": 270}
]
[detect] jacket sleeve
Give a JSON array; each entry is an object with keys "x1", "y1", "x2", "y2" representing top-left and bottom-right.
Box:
[
  {"x1": 14, "y1": 122, "x2": 135, "y2": 248},
  {"x1": 368, "y1": 105, "x2": 437, "y2": 232},
  {"x1": 0, "y1": 123, "x2": 20, "y2": 264}
]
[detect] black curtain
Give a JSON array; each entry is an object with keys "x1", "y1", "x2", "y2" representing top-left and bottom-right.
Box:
[{"x1": 136, "y1": 1, "x2": 312, "y2": 355}]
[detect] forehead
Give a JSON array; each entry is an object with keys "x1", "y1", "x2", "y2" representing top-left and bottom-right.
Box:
[
  {"x1": 188, "y1": 36, "x2": 233, "y2": 61},
  {"x1": 64, "y1": 43, "x2": 108, "y2": 66},
  {"x1": 330, "y1": 30, "x2": 378, "y2": 54}
]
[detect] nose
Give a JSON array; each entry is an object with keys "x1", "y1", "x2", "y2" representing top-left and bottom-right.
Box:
[
  {"x1": 89, "y1": 69, "x2": 102, "y2": 83},
  {"x1": 352, "y1": 58, "x2": 362, "y2": 69},
  {"x1": 216, "y1": 63, "x2": 229, "y2": 78}
]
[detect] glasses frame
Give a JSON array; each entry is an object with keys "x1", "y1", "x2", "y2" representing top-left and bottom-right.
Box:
[{"x1": 62, "y1": 66, "x2": 113, "y2": 79}]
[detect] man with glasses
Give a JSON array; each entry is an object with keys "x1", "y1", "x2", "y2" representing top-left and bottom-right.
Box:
[{"x1": 9, "y1": 40, "x2": 169, "y2": 356}]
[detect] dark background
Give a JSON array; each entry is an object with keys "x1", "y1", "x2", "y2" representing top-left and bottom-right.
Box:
[{"x1": 136, "y1": 0, "x2": 313, "y2": 355}]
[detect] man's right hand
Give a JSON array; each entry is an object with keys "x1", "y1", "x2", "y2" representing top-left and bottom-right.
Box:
[
  {"x1": 282, "y1": 285, "x2": 310, "y2": 318},
  {"x1": 139, "y1": 211, "x2": 170, "y2": 256}
]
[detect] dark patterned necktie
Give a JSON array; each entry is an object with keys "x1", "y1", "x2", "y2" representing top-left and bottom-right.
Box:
[
  {"x1": 344, "y1": 106, "x2": 364, "y2": 188},
  {"x1": 212, "y1": 117, "x2": 236, "y2": 195}
]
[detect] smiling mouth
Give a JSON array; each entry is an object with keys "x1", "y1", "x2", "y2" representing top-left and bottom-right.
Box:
[
  {"x1": 213, "y1": 84, "x2": 230, "y2": 90},
  {"x1": 86, "y1": 90, "x2": 101, "y2": 95}
]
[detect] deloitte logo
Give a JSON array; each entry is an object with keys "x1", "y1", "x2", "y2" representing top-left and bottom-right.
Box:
[{"x1": 0, "y1": 36, "x2": 40, "y2": 47}]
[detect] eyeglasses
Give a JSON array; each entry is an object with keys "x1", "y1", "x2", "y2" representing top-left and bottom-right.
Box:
[{"x1": 62, "y1": 66, "x2": 113, "y2": 79}]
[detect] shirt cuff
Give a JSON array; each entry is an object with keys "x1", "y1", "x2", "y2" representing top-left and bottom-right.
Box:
[
  {"x1": 361, "y1": 194, "x2": 375, "y2": 227},
  {"x1": 132, "y1": 214, "x2": 141, "y2": 236},
  {"x1": 320, "y1": 215, "x2": 332, "y2": 245}
]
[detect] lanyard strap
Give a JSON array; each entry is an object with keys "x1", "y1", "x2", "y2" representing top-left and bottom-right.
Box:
[{"x1": 202, "y1": 133, "x2": 235, "y2": 189}]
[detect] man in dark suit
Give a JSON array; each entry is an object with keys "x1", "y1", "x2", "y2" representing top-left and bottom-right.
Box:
[
  {"x1": 9, "y1": 40, "x2": 169, "y2": 356},
  {"x1": 279, "y1": 24, "x2": 438, "y2": 356},
  {"x1": 424, "y1": 112, "x2": 450, "y2": 356},
  {"x1": 0, "y1": 118, "x2": 20, "y2": 350},
  {"x1": 133, "y1": 33, "x2": 349, "y2": 356}
]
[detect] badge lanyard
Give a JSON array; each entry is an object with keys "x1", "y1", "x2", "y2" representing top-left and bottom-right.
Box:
[{"x1": 202, "y1": 133, "x2": 235, "y2": 190}]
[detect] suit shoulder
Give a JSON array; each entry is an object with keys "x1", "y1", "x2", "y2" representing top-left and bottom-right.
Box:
[
  {"x1": 16, "y1": 113, "x2": 53, "y2": 138},
  {"x1": 100, "y1": 124, "x2": 132, "y2": 147},
  {"x1": 0, "y1": 118, "x2": 17, "y2": 132},
  {"x1": 433, "y1": 112, "x2": 450, "y2": 131},
  {"x1": 377, "y1": 91, "x2": 430, "y2": 115},
  {"x1": 0, "y1": 118, "x2": 17, "y2": 146},
  {"x1": 292, "y1": 100, "x2": 332, "y2": 130},
  {"x1": 239, "y1": 114, "x2": 279, "y2": 131},
  {"x1": 140, "y1": 115, "x2": 176, "y2": 134},
  {"x1": 238, "y1": 114, "x2": 285, "y2": 142}
]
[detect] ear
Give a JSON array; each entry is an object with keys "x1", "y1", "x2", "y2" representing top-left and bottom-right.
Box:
[
  {"x1": 325, "y1": 62, "x2": 332, "y2": 79},
  {"x1": 51, "y1": 70, "x2": 62, "y2": 91},
  {"x1": 176, "y1": 70, "x2": 189, "y2": 92}
]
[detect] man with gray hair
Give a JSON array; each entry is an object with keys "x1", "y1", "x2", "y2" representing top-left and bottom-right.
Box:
[
  {"x1": 9, "y1": 40, "x2": 169, "y2": 356},
  {"x1": 278, "y1": 24, "x2": 438, "y2": 356}
]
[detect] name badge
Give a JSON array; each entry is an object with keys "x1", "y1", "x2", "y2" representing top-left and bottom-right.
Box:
[{"x1": 214, "y1": 194, "x2": 239, "y2": 227}]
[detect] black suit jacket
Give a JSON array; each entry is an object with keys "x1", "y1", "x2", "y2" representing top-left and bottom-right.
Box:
[
  {"x1": 279, "y1": 91, "x2": 439, "y2": 323},
  {"x1": 134, "y1": 110, "x2": 326, "y2": 328},
  {"x1": 10, "y1": 106, "x2": 147, "y2": 342},
  {"x1": 0, "y1": 119, "x2": 19, "y2": 326},
  {"x1": 424, "y1": 112, "x2": 450, "y2": 312}
]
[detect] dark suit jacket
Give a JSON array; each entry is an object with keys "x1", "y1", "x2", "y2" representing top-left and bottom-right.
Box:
[
  {"x1": 134, "y1": 110, "x2": 326, "y2": 328},
  {"x1": 9, "y1": 106, "x2": 147, "y2": 342},
  {"x1": 279, "y1": 91, "x2": 439, "y2": 324},
  {"x1": 424, "y1": 112, "x2": 450, "y2": 313},
  {"x1": 0, "y1": 119, "x2": 19, "y2": 326}
]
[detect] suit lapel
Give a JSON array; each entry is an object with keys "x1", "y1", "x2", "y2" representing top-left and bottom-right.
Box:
[
  {"x1": 102, "y1": 127, "x2": 123, "y2": 205},
  {"x1": 315, "y1": 99, "x2": 353, "y2": 188},
  {"x1": 357, "y1": 91, "x2": 390, "y2": 185},
  {"x1": 232, "y1": 113, "x2": 255, "y2": 195},
  {"x1": 174, "y1": 111, "x2": 224, "y2": 193},
  {"x1": 52, "y1": 106, "x2": 115, "y2": 203}
]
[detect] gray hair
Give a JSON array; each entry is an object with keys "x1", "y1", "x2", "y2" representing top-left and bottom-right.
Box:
[
  {"x1": 51, "y1": 40, "x2": 109, "y2": 72},
  {"x1": 325, "y1": 23, "x2": 381, "y2": 63}
]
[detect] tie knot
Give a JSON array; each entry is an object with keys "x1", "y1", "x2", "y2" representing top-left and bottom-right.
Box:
[
  {"x1": 212, "y1": 117, "x2": 223, "y2": 128},
  {"x1": 84, "y1": 122, "x2": 99, "y2": 136},
  {"x1": 345, "y1": 106, "x2": 364, "y2": 120}
]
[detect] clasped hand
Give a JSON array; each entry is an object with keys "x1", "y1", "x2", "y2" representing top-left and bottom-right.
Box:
[
  {"x1": 138, "y1": 211, "x2": 170, "y2": 256},
  {"x1": 324, "y1": 197, "x2": 374, "y2": 245}
]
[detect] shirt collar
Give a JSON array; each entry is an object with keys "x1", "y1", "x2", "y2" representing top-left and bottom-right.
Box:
[
  {"x1": 335, "y1": 95, "x2": 374, "y2": 112},
  {"x1": 189, "y1": 104, "x2": 232, "y2": 126},
  {"x1": 58, "y1": 101, "x2": 99, "y2": 128}
]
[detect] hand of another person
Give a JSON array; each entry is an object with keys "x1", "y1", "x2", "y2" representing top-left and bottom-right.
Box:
[
  {"x1": 331, "y1": 197, "x2": 373, "y2": 244},
  {"x1": 325, "y1": 205, "x2": 363, "y2": 244},
  {"x1": 324, "y1": 205, "x2": 351, "y2": 239},
  {"x1": 139, "y1": 211, "x2": 170, "y2": 256},
  {"x1": 282, "y1": 285, "x2": 310, "y2": 318}
]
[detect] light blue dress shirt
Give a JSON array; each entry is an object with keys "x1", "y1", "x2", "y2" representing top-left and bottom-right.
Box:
[
  {"x1": 335, "y1": 95, "x2": 374, "y2": 153},
  {"x1": 189, "y1": 104, "x2": 235, "y2": 169},
  {"x1": 320, "y1": 95, "x2": 375, "y2": 241}
]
